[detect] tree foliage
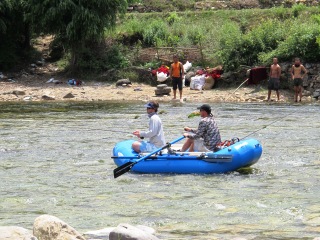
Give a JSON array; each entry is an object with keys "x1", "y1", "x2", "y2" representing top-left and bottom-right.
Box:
[{"x1": 25, "y1": 0, "x2": 128, "y2": 69}]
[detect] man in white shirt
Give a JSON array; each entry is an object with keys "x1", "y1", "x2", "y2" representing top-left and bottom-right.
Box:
[{"x1": 132, "y1": 101, "x2": 166, "y2": 153}]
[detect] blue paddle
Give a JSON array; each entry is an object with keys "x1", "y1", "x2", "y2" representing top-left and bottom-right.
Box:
[{"x1": 113, "y1": 136, "x2": 185, "y2": 178}]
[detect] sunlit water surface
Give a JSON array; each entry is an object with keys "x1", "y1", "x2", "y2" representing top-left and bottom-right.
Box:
[{"x1": 0, "y1": 101, "x2": 319, "y2": 240}]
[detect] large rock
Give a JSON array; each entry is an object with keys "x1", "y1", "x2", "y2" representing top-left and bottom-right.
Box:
[
  {"x1": 109, "y1": 223, "x2": 159, "y2": 240},
  {"x1": 0, "y1": 226, "x2": 37, "y2": 240},
  {"x1": 12, "y1": 90, "x2": 26, "y2": 96},
  {"x1": 63, "y1": 92, "x2": 76, "y2": 99},
  {"x1": 42, "y1": 95, "x2": 55, "y2": 100},
  {"x1": 116, "y1": 79, "x2": 131, "y2": 87},
  {"x1": 33, "y1": 215, "x2": 86, "y2": 240},
  {"x1": 84, "y1": 227, "x2": 115, "y2": 239},
  {"x1": 185, "y1": 71, "x2": 195, "y2": 87}
]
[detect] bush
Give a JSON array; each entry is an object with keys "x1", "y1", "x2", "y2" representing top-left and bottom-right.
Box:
[
  {"x1": 76, "y1": 44, "x2": 130, "y2": 72},
  {"x1": 259, "y1": 21, "x2": 320, "y2": 64},
  {"x1": 142, "y1": 20, "x2": 169, "y2": 46}
]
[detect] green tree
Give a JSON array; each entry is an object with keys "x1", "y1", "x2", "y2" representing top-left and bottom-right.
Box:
[
  {"x1": 0, "y1": 0, "x2": 12, "y2": 34},
  {"x1": 26, "y1": 0, "x2": 129, "y2": 70},
  {"x1": 0, "y1": 0, "x2": 32, "y2": 69}
]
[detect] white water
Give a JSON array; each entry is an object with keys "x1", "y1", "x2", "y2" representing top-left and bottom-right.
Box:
[{"x1": 0, "y1": 102, "x2": 319, "y2": 239}]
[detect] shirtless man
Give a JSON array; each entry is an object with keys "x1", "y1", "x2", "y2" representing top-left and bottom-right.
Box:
[
  {"x1": 268, "y1": 58, "x2": 281, "y2": 101},
  {"x1": 291, "y1": 58, "x2": 307, "y2": 102}
]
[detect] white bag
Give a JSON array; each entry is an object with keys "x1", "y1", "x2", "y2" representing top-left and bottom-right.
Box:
[
  {"x1": 157, "y1": 72, "x2": 168, "y2": 82},
  {"x1": 183, "y1": 61, "x2": 192, "y2": 73},
  {"x1": 190, "y1": 75, "x2": 205, "y2": 90}
]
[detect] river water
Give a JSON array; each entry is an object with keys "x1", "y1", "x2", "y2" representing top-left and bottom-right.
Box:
[{"x1": 0, "y1": 101, "x2": 319, "y2": 240}]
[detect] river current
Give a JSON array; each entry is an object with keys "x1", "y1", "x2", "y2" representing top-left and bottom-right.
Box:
[{"x1": 0, "y1": 101, "x2": 319, "y2": 239}]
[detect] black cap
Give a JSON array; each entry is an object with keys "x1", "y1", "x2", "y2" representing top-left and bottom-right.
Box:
[{"x1": 197, "y1": 104, "x2": 211, "y2": 114}]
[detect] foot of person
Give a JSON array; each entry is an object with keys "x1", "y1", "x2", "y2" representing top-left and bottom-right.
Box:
[{"x1": 180, "y1": 99, "x2": 183, "y2": 103}]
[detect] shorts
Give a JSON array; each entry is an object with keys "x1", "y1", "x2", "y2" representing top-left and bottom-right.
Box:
[
  {"x1": 140, "y1": 141, "x2": 157, "y2": 153},
  {"x1": 293, "y1": 78, "x2": 303, "y2": 87},
  {"x1": 172, "y1": 77, "x2": 183, "y2": 91},
  {"x1": 268, "y1": 78, "x2": 280, "y2": 90},
  {"x1": 194, "y1": 139, "x2": 210, "y2": 152}
]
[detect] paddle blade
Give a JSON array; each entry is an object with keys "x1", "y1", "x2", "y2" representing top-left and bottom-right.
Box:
[{"x1": 114, "y1": 161, "x2": 136, "y2": 178}]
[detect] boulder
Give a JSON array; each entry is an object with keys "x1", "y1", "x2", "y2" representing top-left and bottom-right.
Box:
[
  {"x1": 155, "y1": 87, "x2": 171, "y2": 96},
  {"x1": 116, "y1": 79, "x2": 131, "y2": 87},
  {"x1": 202, "y1": 76, "x2": 215, "y2": 90},
  {"x1": 84, "y1": 227, "x2": 115, "y2": 239},
  {"x1": 63, "y1": 93, "x2": 76, "y2": 99},
  {"x1": 12, "y1": 90, "x2": 26, "y2": 96},
  {"x1": 109, "y1": 223, "x2": 159, "y2": 240},
  {"x1": 33, "y1": 215, "x2": 86, "y2": 240},
  {"x1": 42, "y1": 95, "x2": 55, "y2": 100},
  {"x1": 0, "y1": 226, "x2": 37, "y2": 240},
  {"x1": 156, "y1": 84, "x2": 168, "y2": 90},
  {"x1": 313, "y1": 89, "x2": 320, "y2": 100}
]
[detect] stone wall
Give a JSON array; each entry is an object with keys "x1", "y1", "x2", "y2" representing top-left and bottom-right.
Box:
[{"x1": 279, "y1": 62, "x2": 320, "y2": 93}]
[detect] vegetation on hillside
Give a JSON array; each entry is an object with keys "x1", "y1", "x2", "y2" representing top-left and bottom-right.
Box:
[
  {"x1": 0, "y1": 0, "x2": 134, "y2": 71},
  {"x1": 110, "y1": 5, "x2": 320, "y2": 70},
  {"x1": 1, "y1": 0, "x2": 320, "y2": 74}
]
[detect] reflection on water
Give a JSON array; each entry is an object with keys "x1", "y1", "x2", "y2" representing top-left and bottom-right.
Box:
[{"x1": 0, "y1": 101, "x2": 319, "y2": 239}]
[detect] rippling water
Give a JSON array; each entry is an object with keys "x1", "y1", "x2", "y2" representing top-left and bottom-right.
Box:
[{"x1": 0, "y1": 101, "x2": 319, "y2": 239}]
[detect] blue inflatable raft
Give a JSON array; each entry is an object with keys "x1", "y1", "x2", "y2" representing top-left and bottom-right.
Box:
[{"x1": 112, "y1": 138, "x2": 262, "y2": 174}]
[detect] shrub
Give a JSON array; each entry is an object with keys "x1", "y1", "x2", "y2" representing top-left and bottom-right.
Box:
[
  {"x1": 142, "y1": 20, "x2": 169, "y2": 46},
  {"x1": 76, "y1": 44, "x2": 130, "y2": 72},
  {"x1": 259, "y1": 21, "x2": 320, "y2": 64}
]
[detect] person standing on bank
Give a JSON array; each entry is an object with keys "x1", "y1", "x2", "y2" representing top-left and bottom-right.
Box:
[
  {"x1": 181, "y1": 104, "x2": 221, "y2": 152},
  {"x1": 291, "y1": 57, "x2": 307, "y2": 102},
  {"x1": 268, "y1": 58, "x2": 281, "y2": 102},
  {"x1": 132, "y1": 101, "x2": 166, "y2": 153},
  {"x1": 170, "y1": 55, "x2": 185, "y2": 102}
]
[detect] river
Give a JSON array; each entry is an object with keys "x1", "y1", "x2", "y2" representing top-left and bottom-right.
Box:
[{"x1": 0, "y1": 101, "x2": 319, "y2": 239}]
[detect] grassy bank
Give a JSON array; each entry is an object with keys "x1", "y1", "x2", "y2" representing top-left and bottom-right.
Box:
[{"x1": 107, "y1": 5, "x2": 320, "y2": 70}]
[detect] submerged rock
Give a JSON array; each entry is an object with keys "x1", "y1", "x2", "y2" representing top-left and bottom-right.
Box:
[
  {"x1": 0, "y1": 226, "x2": 37, "y2": 240},
  {"x1": 84, "y1": 227, "x2": 115, "y2": 239},
  {"x1": 109, "y1": 223, "x2": 159, "y2": 240}
]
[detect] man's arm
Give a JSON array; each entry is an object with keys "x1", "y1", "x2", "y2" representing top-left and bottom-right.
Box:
[
  {"x1": 291, "y1": 66, "x2": 295, "y2": 79},
  {"x1": 269, "y1": 65, "x2": 273, "y2": 77},
  {"x1": 140, "y1": 117, "x2": 160, "y2": 138},
  {"x1": 277, "y1": 65, "x2": 281, "y2": 78}
]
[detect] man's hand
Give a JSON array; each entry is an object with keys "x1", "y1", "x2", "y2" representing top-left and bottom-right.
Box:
[
  {"x1": 132, "y1": 130, "x2": 140, "y2": 138},
  {"x1": 184, "y1": 127, "x2": 191, "y2": 132}
]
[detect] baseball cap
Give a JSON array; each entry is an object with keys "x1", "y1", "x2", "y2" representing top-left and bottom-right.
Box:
[
  {"x1": 144, "y1": 102, "x2": 158, "y2": 109},
  {"x1": 197, "y1": 104, "x2": 211, "y2": 114}
]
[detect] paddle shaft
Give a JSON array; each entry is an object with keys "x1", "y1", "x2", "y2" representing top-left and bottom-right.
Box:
[{"x1": 113, "y1": 136, "x2": 185, "y2": 178}]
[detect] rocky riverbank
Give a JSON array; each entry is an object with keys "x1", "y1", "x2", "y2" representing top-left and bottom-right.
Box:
[
  {"x1": 2, "y1": 214, "x2": 320, "y2": 240},
  {"x1": 0, "y1": 74, "x2": 316, "y2": 103}
]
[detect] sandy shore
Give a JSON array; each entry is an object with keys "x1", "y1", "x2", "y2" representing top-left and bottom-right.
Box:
[{"x1": 0, "y1": 75, "x2": 311, "y2": 103}]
